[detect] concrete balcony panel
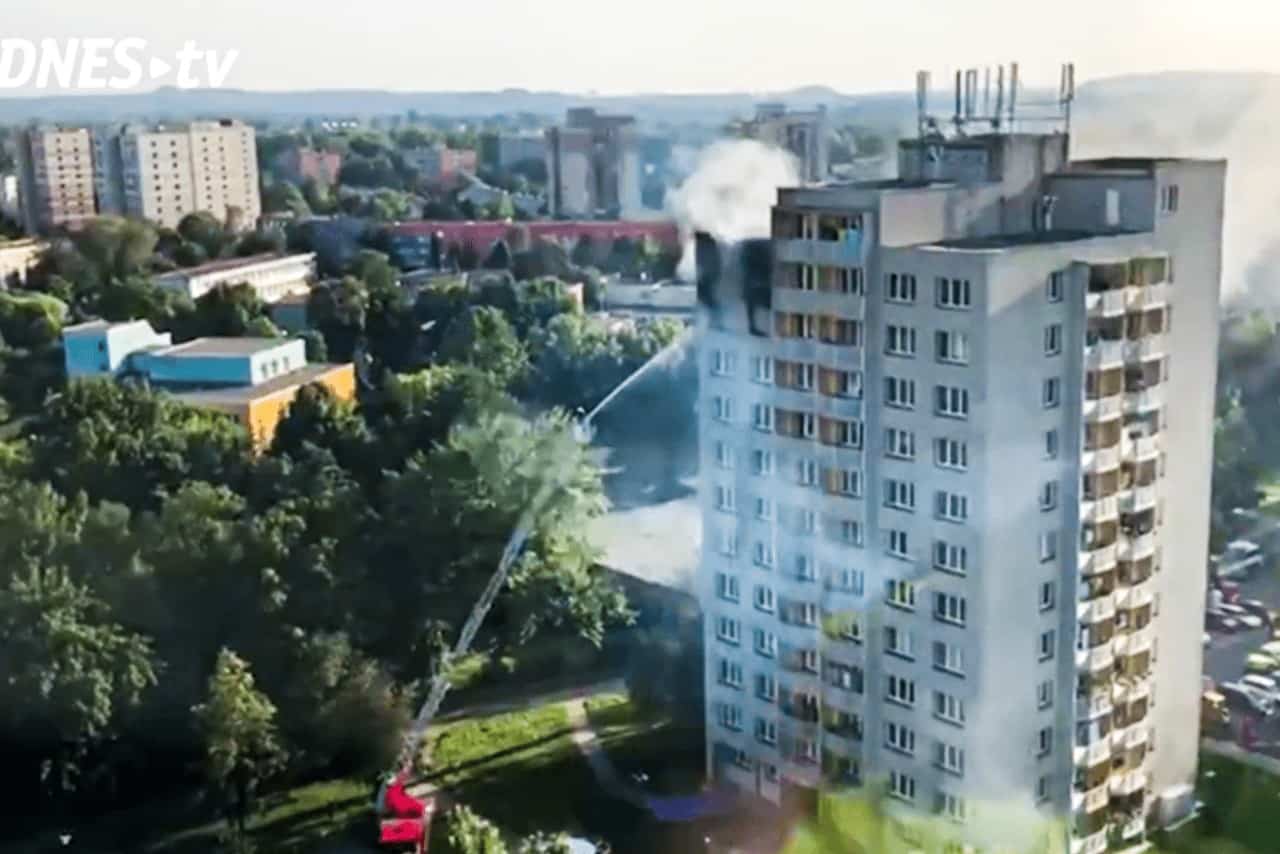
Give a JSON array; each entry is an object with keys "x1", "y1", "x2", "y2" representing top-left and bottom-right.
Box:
[
  {"x1": 1080, "y1": 495, "x2": 1119, "y2": 524},
  {"x1": 772, "y1": 337, "x2": 819, "y2": 363},
  {"x1": 1109, "y1": 766, "x2": 1148, "y2": 797},
  {"x1": 772, "y1": 287, "x2": 865, "y2": 318},
  {"x1": 1076, "y1": 691, "x2": 1114, "y2": 720},
  {"x1": 1114, "y1": 623, "x2": 1156, "y2": 657},
  {"x1": 1085, "y1": 339, "x2": 1126, "y2": 370},
  {"x1": 821, "y1": 728, "x2": 862, "y2": 757},
  {"x1": 1083, "y1": 394, "x2": 1124, "y2": 422},
  {"x1": 1124, "y1": 335, "x2": 1166, "y2": 364},
  {"x1": 1082, "y1": 445, "x2": 1121, "y2": 474},
  {"x1": 1073, "y1": 738, "x2": 1112, "y2": 769},
  {"x1": 1077, "y1": 644, "x2": 1115, "y2": 673},
  {"x1": 775, "y1": 618, "x2": 821, "y2": 648},
  {"x1": 1119, "y1": 485, "x2": 1159, "y2": 514},
  {"x1": 1070, "y1": 829, "x2": 1109, "y2": 854},
  {"x1": 1124, "y1": 387, "x2": 1163, "y2": 415},
  {"x1": 822, "y1": 685, "x2": 863, "y2": 715},
  {"x1": 1087, "y1": 290, "x2": 1128, "y2": 318},
  {"x1": 814, "y1": 342, "x2": 865, "y2": 371},
  {"x1": 1115, "y1": 578, "x2": 1157, "y2": 610},
  {"x1": 1078, "y1": 594, "x2": 1117, "y2": 624},
  {"x1": 812, "y1": 392, "x2": 864, "y2": 421},
  {"x1": 1080, "y1": 544, "x2": 1118, "y2": 576},
  {"x1": 1117, "y1": 533, "x2": 1156, "y2": 563},
  {"x1": 775, "y1": 238, "x2": 865, "y2": 268},
  {"x1": 1127, "y1": 283, "x2": 1170, "y2": 311},
  {"x1": 1122, "y1": 434, "x2": 1160, "y2": 462}
]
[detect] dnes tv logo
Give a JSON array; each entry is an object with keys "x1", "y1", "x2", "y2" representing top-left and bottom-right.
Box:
[{"x1": 0, "y1": 38, "x2": 238, "y2": 90}]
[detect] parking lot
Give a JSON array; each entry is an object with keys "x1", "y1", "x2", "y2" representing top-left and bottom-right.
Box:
[{"x1": 1204, "y1": 559, "x2": 1280, "y2": 687}]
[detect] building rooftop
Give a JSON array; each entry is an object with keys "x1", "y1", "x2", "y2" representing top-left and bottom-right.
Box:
[
  {"x1": 62, "y1": 319, "x2": 114, "y2": 334},
  {"x1": 926, "y1": 229, "x2": 1142, "y2": 251},
  {"x1": 171, "y1": 363, "x2": 345, "y2": 406},
  {"x1": 157, "y1": 337, "x2": 292, "y2": 358},
  {"x1": 155, "y1": 253, "x2": 307, "y2": 279}
]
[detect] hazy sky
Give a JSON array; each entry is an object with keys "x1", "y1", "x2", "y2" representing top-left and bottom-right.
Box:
[{"x1": 5, "y1": 0, "x2": 1280, "y2": 94}]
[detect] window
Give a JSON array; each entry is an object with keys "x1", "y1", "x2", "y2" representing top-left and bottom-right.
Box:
[
  {"x1": 1042, "y1": 378, "x2": 1061, "y2": 408},
  {"x1": 752, "y1": 403, "x2": 773, "y2": 431},
  {"x1": 1037, "y1": 680, "x2": 1054, "y2": 709},
  {"x1": 712, "y1": 348, "x2": 736, "y2": 376},
  {"x1": 754, "y1": 585, "x2": 776, "y2": 613},
  {"x1": 1036, "y1": 775, "x2": 1051, "y2": 803},
  {"x1": 886, "y1": 578, "x2": 916, "y2": 609},
  {"x1": 886, "y1": 272, "x2": 917, "y2": 303},
  {"x1": 936, "y1": 277, "x2": 972, "y2": 309},
  {"x1": 1039, "y1": 581, "x2": 1056, "y2": 611},
  {"x1": 933, "y1": 541, "x2": 968, "y2": 575},
  {"x1": 885, "y1": 722, "x2": 916, "y2": 755},
  {"x1": 754, "y1": 628, "x2": 778, "y2": 658},
  {"x1": 885, "y1": 376, "x2": 916, "y2": 409},
  {"x1": 829, "y1": 467, "x2": 862, "y2": 497},
  {"x1": 717, "y1": 703, "x2": 743, "y2": 731},
  {"x1": 935, "y1": 385, "x2": 970, "y2": 419},
  {"x1": 1040, "y1": 481, "x2": 1059, "y2": 511},
  {"x1": 1038, "y1": 726, "x2": 1053, "y2": 757},
  {"x1": 719, "y1": 658, "x2": 743, "y2": 687},
  {"x1": 836, "y1": 614, "x2": 864, "y2": 642},
  {"x1": 837, "y1": 519, "x2": 863, "y2": 546},
  {"x1": 755, "y1": 718, "x2": 778, "y2": 745},
  {"x1": 887, "y1": 675, "x2": 916, "y2": 707},
  {"x1": 1044, "y1": 429, "x2": 1059, "y2": 459},
  {"x1": 890, "y1": 770, "x2": 916, "y2": 802},
  {"x1": 793, "y1": 554, "x2": 817, "y2": 582},
  {"x1": 934, "y1": 437, "x2": 968, "y2": 470},
  {"x1": 718, "y1": 529, "x2": 738, "y2": 557},
  {"x1": 933, "y1": 641, "x2": 965, "y2": 675},
  {"x1": 715, "y1": 573, "x2": 739, "y2": 602},
  {"x1": 885, "y1": 479, "x2": 917, "y2": 511},
  {"x1": 1038, "y1": 532, "x2": 1058, "y2": 562},
  {"x1": 885, "y1": 625, "x2": 915, "y2": 659},
  {"x1": 753, "y1": 540, "x2": 776, "y2": 568},
  {"x1": 751, "y1": 355, "x2": 773, "y2": 384},
  {"x1": 933, "y1": 691, "x2": 966, "y2": 725},
  {"x1": 886, "y1": 427, "x2": 916, "y2": 460},
  {"x1": 716, "y1": 616, "x2": 740, "y2": 644},
  {"x1": 797, "y1": 458, "x2": 818, "y2": 486},
  {"x1": 799, "y1": 509, "x2": 817, "y2": 535},
  {"x1": 715, "y1": 485, "x2": 736, "y2": 513},
  {"x1": 1160, "y1": 184, "x2": 1179, "y2": 214},
  {"x1": 798, "y1": 648, "x2": 819, "y2": 673},
  {"x1": 887, "y1": 529, "x2": 909, "y2": 559},
  {"x1": 935, "y1": 330, "x2": 970, "y2": 365},
  {"x1": 756, "y1": 673, "x2": 777, "y2": 702},
  {"x1": 935, "y1": 742, "x2": 966, "y2": 776},
  {"x1": 935, "y1": 490, "x2": 968, "y2": 522},
  {"x1": 1038, "y1": 629, "x2": 1057, "y2": 661},
  {"x1": 754, "y1": 496, "x2": 774, "y2": 521},
  {"x1": 937, "y1": 792, "x2": 968, "y2": 822},
  {"x1": 713, "y1": 395, "x2": 733, "y2": 422},
  {"x1": 1044, "y1": 324, "x2": 1062, "y2": 356},
  {"x1": 934, "y1": 593, "x2": 967, "y2": 626},
  {"x1": 829, "y1": 565, "x2": 865, "y2": 595},
  {"x1": 826, "y1": 662, "x2": 863, "y2": 693},
  {"x1": 762, "y1": 763, "x2": 779, "y2": 782},
  {"x1": 752, "y1": 449, "x2": 774, "y2": 476},
  {"x1": 886, "y1": 325, "x2": 917, "y2": 357}
]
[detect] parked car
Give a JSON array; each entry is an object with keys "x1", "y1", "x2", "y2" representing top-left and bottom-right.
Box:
[
  {"x1": 1221, "y1": 681, "x2": 1276, "y2": 716},
  {"x1": 1242, "y1": 674, "x2": 1280, "y2": 704},
  {"x1": 1220, "y1": 603, "x2": 1265, "y2": 629},
  {"x1": 1219, "y1": 540, "x2": 1266, "y2": 581},
  {"x1": 1240, "y1": 598, "x2": 1273, "y2": 623},
  {"x1": 1246, "y1": 653, "x2": 1279, "y2": 675},
  {"x1": 1208, "y1": 610, "x2": 1242, "y2": 633}
]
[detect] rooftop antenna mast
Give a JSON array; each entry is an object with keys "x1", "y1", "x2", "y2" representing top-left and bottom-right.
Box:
[
  {"x1": 1008, "y1": 62, "x2": 1020, "y2": 132},
  {"x1": 953, "y1": 69, "x2": 963, "y2": 134},
  {"x1": 915, "y1": 70, "x2": 930, "y2": 139},
  {"x1": 983, "y1": 67, "x2": 991, "y2": 118},
  {"x1": 992, "y1": 65, "x2": 1005, "y2": 130},
  {"x1": 1059, "y1": 62, "x2": 1076, "y2": 135}
]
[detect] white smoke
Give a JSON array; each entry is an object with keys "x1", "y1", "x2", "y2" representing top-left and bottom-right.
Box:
[{"x1": 665, "y1": 139, "x2": 801, "y2": 280}]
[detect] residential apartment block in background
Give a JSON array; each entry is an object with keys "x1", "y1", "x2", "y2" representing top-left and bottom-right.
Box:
[
  {"x1": 735, "y1": 103, "x2": 830, "y2": 184},
  {"x1": 62, "y1": 320, "x2": 354, "y2": 448},
  {"x1": 698, "y1": 68, "x2": 1223, "y2": 853},
  {"x1": 546, "y1": 108, "x2": 642, "y2": 219},
  {"x1": 16, "y1": 126, "x2": 98, "y2": 232},
  {"x1": 93, "y1": 119, "x2": 261, "y2": 230},
  {"x1": 275, "y1": 147, "x2": 344, "y2": 186}
]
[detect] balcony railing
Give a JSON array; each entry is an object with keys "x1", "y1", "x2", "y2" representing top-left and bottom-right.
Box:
[
  {"x1": 1085, "y1": 339, "x2": 1126, "y2": 370},
  {"x1": 1119, "y1": 485, "x2": 1158, "y2": 514},
  {"x1": 1080, "y1": 495, "x2": 1119, "y2": 523},
  {"x1": 1083, "y1": 394, "x2": 1123, "y2": 421},
  {"x1": 1124, "y1": 387, "x2": 1163, "y2": 414},
  {"x1": 1109, "y1": 765, "x2": 1149, "y2": 797},
  {"x1": 1077, "y1": 644, "x2": 1115, "y2": 673},
  {"x1": 1070, "y1": 829, "x2": 1109, "y2": 854},
  {"x1": 1114, "y1": 623, "x2": 1156, "y2": 657},
  {"x1": 1126, "y1": 282, "x2": 1170, "y2": 310},
  {"x1": 1073, "y1": 737, "x2": 1112, "y2": 769},
  {"x1": 1124, "y1": 335, "x2": 1166, "y2": 363},
  {"x1": 1078, "y1": 594, "x2": 1117, "y2": 624},
  {"x1": 1076, "y1": 691, "x2": 1114, "y2": 720},
  {"x1": 1122, "y1": 434, "x2": 1160, "y2": 461},
  {"x1": 1115, "y1": 577, "x2": 1157, "y2": 610},
  {"x1": 1082, "y1": 446, "x2": 1121, "y2": 473},
  {"x1": 1117, "y1": 533, "x2": 1156, "y2": 562},
  {"x1": 1087, "y1": 290, "x2": 1127, "y2": 317},
  {"x1": 1080, "y1": 544, "x2": 1118, "y2": 576}
]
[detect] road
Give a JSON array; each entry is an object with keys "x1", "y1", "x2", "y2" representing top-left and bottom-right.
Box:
[{"x1": 1203, "y1": 563, "x2": 1280, "y2": 686}]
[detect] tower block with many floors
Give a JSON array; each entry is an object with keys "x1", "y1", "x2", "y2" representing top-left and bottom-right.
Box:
[{"x1": 697, "y1": 64, "x2": 1224, "y2": 852}]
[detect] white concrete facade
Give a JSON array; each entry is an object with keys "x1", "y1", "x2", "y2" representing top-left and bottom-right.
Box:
[
  {"x1": 697, "y1": 132, "x2": 1224, "y2": 848},
  {"x1": 152, "y1": 253, "x2": 316, "y2": 303}
]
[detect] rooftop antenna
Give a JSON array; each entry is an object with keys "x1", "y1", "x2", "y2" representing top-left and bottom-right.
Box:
[
  {"x1": 965, "y1": 69, "x2": 978, "y2": 119},
  {"x1": 1008, "y1": 62, "x2": 1020, "y2": 131},
  {"x1": 915, "y1": 70, "x2": 930, "y2": 139},
  {"x1": 1059, "y1": 62, "x2": 1076, "y2": 135},
  {"x1": 983, "y1": 67, "x2": 991, "y2": 118},
  {"x1": 953, "y1": 69, "x2": 963, "y2": 133},
  {"x1": 993, "y1": 65, "x2": 1005, "y2": 130}
]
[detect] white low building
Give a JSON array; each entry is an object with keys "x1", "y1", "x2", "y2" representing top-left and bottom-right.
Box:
[{"x1": 153, "y1": 252, "x2": 316, "y2": 303}]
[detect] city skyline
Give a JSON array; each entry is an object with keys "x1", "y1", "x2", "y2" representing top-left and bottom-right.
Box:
[{"x1": 4, "y1": 0, "x2": 1280, "y2": 95}]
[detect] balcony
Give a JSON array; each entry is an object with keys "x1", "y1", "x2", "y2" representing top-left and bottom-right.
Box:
[
  {"x1": 1109, "y1": 766, "x2": 1149, "y2": 797},
  {"x1": 1083, "y1": 394, "x2": 1123, "y2": 422},
  {"x1": 775, "y1": 238, "x2": 864, "y2": 268},
  {"x1": 1070, "y1": 829, "x2": 1109, "y2": 854},
  {"x1": 1122, "y1": 434, "x2": 1160, "y2": 462},
  {"x1": 773, "y1": 288, "x2": 865, "y2": 318},
  {"x1": 1076, "y1": 691, "x2": 1114, "y2": 721},
  {"x1": 1115, "y1": 577, "x2": 1157, "y2": 610},
  {"x1": 1124, "y1": 387, "x2": 1163, "y2": 415},
  {"x1": 1113, "y1": 675, "x2": 1153, "y2": 707},
  {"x1": 1114, "y1": 624, "x2": 1156, "y2": 657},
  {"x1": 822, "y1": 726, "x2": 862, "y2": 756},
  {"x1": 1081, "y1": 445, "x2": 1121, "y2": 474},
  {"x1": 1080, "y1": 495, "x2": 1119, "y2": 524},
  {"x1": 1080, "y1": 544, "x2": 1118, "y2": 576},
  {"x1": 1127, "y1": 282, "x2": 1170, "y2": 310},
  {"x1": 1085, "y1": 339, "x2": 1125, "y2": 370},
  {"x1": 1087, "y1": 290, "x2": 1127, "y2": 317},
  {"x1": 776, "y1": 619, "x2": 820, "y2": 648},
  {"x1": 1124, "y1": 334, "x2": 1166, "y2": 364},
  {"x1": 1078, "y1": 594, "x2": 1117, "y2": 624},
  {"x1": 1073, "y1": 738, "x2": 1112, "y2": 769},
  {"x1": 1077, "y1": 644, "x2": 1115, "y2": 673},
  {"x1": 1117, "y1": 532, "x2": 1156, "y2": 562},
  {"x1": 1071, "y1": 779, "x2": 1113, "y2": 815},
  {"x1": 1119, "y1": 485, "x2": 1158, "y2": 514}
]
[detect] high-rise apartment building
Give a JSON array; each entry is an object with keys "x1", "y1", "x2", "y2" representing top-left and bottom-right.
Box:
[
  {"x1": 698, "y1": 81, "x2": 1223, "y2": 852},
  {"x1": 94, "y1": 120, "x2": 261, "y2": 230},
  {"x1": 16, "y1": 126, "x2": 97, "y2": 232},
  {"x1": 735, "y1": 103, "x2": 830, "y2": 184},
  {"x1": 546, "y1": 108, "x2": 642, "y2": 218}
]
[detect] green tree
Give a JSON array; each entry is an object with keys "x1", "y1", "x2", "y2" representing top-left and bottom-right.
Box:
[
  {"x1": 483, "y1": 239, "x2": 512, "y2": 270},
  {"x1": 307, "y1": 275, "x2": 368, "y2": 362},
  {"x1": 438, "y1": 305, "x2": 527, "y2": 387},
  {"x1": 192, "y1": 649, "x2": 287, "y2": 837},
  {"x1": 446, "y1": 806, "x2": 572, "y2": 854},
  {"x1": 351, "y1": 249, "x2": 399, "y2": 292},
  {"x1": 262, "y1": 181, "x2": 311, "y2": 217},
  {"x1": 178, "y1": 212, "x2": 234, "y2": 260},
  {"x1": 183, "y1": 283, "x2": 274, "y2": 338},
  {"x1": 0, "y1": 290, "x2": 67, "y2": 349},
  {"x1": 0, "y1": 572, "x2": 157, "y2": 796}
]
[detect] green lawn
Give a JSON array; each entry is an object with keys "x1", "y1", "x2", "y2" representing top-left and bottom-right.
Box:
[
  {"x1": 1151, "y1": 753, "x2": 1280, "y2": 854},
  {"x1": 584, "y1": 692, "x2": 705, "y2": 797}
]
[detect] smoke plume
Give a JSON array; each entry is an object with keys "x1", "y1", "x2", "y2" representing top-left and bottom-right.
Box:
[{"x1": 665, "y1": 139, "x2": 800, "y2": 281}]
